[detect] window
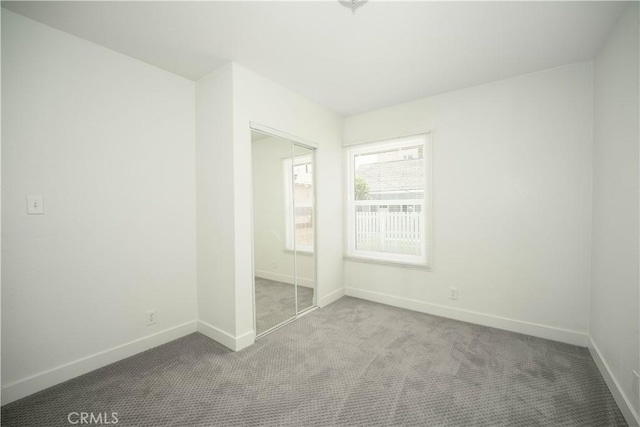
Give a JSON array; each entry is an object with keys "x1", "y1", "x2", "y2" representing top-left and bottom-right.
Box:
[
  {"x1": 284, "y1": 155, "x2": 314, "y2": 253},
  {"x1": 346, "y1": 134, "x2": 431, "y2": 267}
]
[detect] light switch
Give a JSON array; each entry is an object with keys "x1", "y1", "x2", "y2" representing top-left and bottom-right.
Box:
[{"x1": 27, "y1": 195, "x2": 44, "y2": 215}]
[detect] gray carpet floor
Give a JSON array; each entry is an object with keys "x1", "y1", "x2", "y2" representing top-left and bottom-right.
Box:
[
  {"x1": 255, "y1": 277, "x2": 314, "y2": 335},
  {"x1": 1, "y1": 296, "x2": 627, "y2": 427}
]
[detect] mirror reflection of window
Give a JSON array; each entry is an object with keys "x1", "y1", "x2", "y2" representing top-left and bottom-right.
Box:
[{"x1": 284, "y1": 156, "x2": 314, "y2": 253}]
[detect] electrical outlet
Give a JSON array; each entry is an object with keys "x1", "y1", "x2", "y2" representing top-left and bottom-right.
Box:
[
  {"x1": 633, "y1": 371, "x2": 639, "y2": 397},
  {"x1": 146, "y1": 309, "x2": 157, "y2": 326},
  {"x1": 449, "y1": 287, "x2": 458, "y2": 300},
  {"x1": 27, "y1": 195, "x2": 44, "y2": 215}
]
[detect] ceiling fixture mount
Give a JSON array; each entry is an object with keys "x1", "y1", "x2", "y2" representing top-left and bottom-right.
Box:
[{"x1": 339, "y1": 0, "x2": 368, "y2": 12}]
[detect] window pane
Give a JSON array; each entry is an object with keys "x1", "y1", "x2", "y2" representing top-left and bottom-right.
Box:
[
  {"x1": 352, "y1": 139, "x2": 425, "y2": 259},
  {"x1": 354, "y1": 203, "x2": 422, "y2": 256},
  {"x1": 354, "y1": 143, "x2": 424, "y2": 201}
]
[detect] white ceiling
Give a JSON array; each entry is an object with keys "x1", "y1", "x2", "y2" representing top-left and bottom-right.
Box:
[{"x1": 2, "y1": 1, "x2": 626, "y2": 116}]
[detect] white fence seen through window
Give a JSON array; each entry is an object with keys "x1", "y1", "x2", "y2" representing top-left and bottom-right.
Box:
[{"x1": 355, "y1": 205, "x2": 423, "y2": 256}]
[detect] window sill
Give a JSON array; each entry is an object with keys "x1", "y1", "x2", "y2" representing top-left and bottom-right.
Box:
[
  {"x1": 343, "y1": 255, "x2": 432, "y2": 271},
  {"x1": 284, "y1": 249, "x2": 314, "y2": 256}
]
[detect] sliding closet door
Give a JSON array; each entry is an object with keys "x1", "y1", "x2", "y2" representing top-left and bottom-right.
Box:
[
  {"x1": 292, "y1": 144, "x2": 316, "y2": 314},
  {"x1": 251, "y1": 131, "x2": 297, "y2": 335}
]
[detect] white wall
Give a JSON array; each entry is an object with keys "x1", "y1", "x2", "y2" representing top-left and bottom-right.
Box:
[
  {"x1": 1, "y1": 10, "x2": 197, "y2": 403},
  {"x1": 343, "y1": 62, "x2": 593, "y2": 345},
  {"x1": 232, "y1": 63, "x2": 344, "y2": 339},
  {"x1": 590, "y1": 2, "x2": 640, "y2": 423},
  {"x1": 195, "y1": 64, "x2": 236, "y2": 340},
  {"x1": 251, "y1": 136, "x2": 314, "y2": 287},
  {"x1": 195, "y1": 63, "x2": 343, "y2": 349}
]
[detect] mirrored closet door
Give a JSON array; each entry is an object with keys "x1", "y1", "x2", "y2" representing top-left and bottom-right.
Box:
[
  {"x1": 292, "y1": 144, "x2": 315, "y2": 314},
  {"x1": 251, "y1": 127, "x2": 317, "y2": 337}
]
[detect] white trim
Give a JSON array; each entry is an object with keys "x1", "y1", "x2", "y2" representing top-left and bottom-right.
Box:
[
  {"x1": 235, "y1": 330, "x2": 256, "y2": 351},
  {"x1": 319, "y1": 287, "x2": 345, "y2": 307},
  {"x1": 344, "y1": 256, "x2": 431, "y2": 270},
  {"x1": 284, "y1": 249, "x2": 314, "y2": 256},
  {"x1": 255, "y1": 269, "x2": 315, "y2": 288},
  {"x1": 342, "y1": 130, "x2": 432, "y2": 148},
  {"x1": 249, "y1": 122, "x2": 318, "y2": 149},
  {"x1": 197, "y1": 320, "x2": 237, "y2": 351},
  {"x1": 588, "y1": 337, "x2": 640, "y2": 427},
  {"x1": 1, "y1": 321, "x2": 198, "y2": 405},
  {"x1": 197, "y1": 321, "x2": 255, "y2": 352},
  {"x1": 424, "y1": 132, "x2": 434, "y2": 268},
  {"x1": 345, "y1": 287, "x2": 587, "y2": 346}
]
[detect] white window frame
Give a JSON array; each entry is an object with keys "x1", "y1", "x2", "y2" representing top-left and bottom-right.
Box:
[
  {"x1": 345, "y1": 133, "x2": 432, "y2": 268},
  {"x1": 283, "y1": 154, "x2": 314, "y2": 254}
]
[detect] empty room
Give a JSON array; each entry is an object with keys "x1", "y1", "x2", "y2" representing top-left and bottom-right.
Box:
[{"x1": 1, "y1": 1, "x2": 639, "y2": 426}]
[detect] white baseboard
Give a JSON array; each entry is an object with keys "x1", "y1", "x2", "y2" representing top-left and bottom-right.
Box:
[
  {"x1": 255, "y1": 270, "x2": 314, "y2": 288},
  {"x1": 345, "y1": 287, "x2": 587, "y2": 346},
  {"x1": 319, "y1": 287, "x2": 345, "y2": 307},
  {"x1": 197, "y1": 321, "x2": 255, "y2": 351},
  {"x1": 588, "y1": 337, "x2": 640, "y2": 427},
  {"x1": 235, "y1": 330, "x2": 256, "y2": 351},
  {"x1": 1, "y1": 320, "x2": 198, "y2": 406},
  {"x1": 197, "y1": 320, "x2": 236, "y2": 350}
]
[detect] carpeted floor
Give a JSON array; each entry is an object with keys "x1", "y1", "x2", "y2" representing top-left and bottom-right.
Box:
[
  {"x1": 255, "y1": 277, "x2": 314, "y2": 335},
  {"x1": 1, "y1": 297, "x2": 627, "y2": 427}
]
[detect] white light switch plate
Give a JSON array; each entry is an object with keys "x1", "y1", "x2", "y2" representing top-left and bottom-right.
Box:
[{"x1": 27, "y1": 195, "x2": 44, "y2": 215}]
